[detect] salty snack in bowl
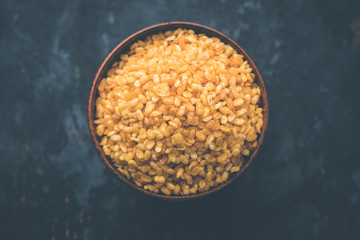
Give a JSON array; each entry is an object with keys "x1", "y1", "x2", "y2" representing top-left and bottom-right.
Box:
[{"x1": 94, "y1": 28, "x2": 264, "y2": 196}]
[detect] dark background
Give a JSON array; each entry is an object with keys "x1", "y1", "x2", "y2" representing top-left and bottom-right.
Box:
[{"x1": 1, "y1": 0, "x2": 360, "y2": 239}]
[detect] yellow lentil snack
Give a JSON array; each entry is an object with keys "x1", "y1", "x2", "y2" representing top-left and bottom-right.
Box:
[{"x1": 95, "y1": 28, "x2": 263, "y2": 195}]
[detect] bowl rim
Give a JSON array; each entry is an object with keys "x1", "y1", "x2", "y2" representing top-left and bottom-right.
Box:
[{"x1": 88, "y1": 21, "x2": 269, "y2": 200}]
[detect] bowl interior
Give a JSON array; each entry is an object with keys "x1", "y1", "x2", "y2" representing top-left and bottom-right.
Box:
[{"x1": 88, "y1": 22, "x2": 269, "y2": 200}]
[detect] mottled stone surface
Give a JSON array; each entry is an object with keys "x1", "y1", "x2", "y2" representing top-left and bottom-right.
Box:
[{"x1": 1, "y1": 0, "x2": 359, "y2": 239}]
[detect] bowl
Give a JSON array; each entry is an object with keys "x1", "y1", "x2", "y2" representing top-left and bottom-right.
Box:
[{"x1": 88, "y1": 21, "x2": 269, "y2": 200}]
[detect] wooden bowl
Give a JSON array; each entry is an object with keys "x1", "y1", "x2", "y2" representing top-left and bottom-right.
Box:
[{"x1": 88, "y1": 22, "x2": 269, "y2": 200}]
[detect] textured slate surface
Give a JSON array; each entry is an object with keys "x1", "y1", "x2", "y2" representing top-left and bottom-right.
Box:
[{"x1": 1, "y1": 0, "x2": 360, "y2": 239}]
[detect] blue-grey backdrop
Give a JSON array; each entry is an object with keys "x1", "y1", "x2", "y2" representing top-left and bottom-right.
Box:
[{"x1": 1, "y1": 0, "x2": 359, "y2": 239}]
